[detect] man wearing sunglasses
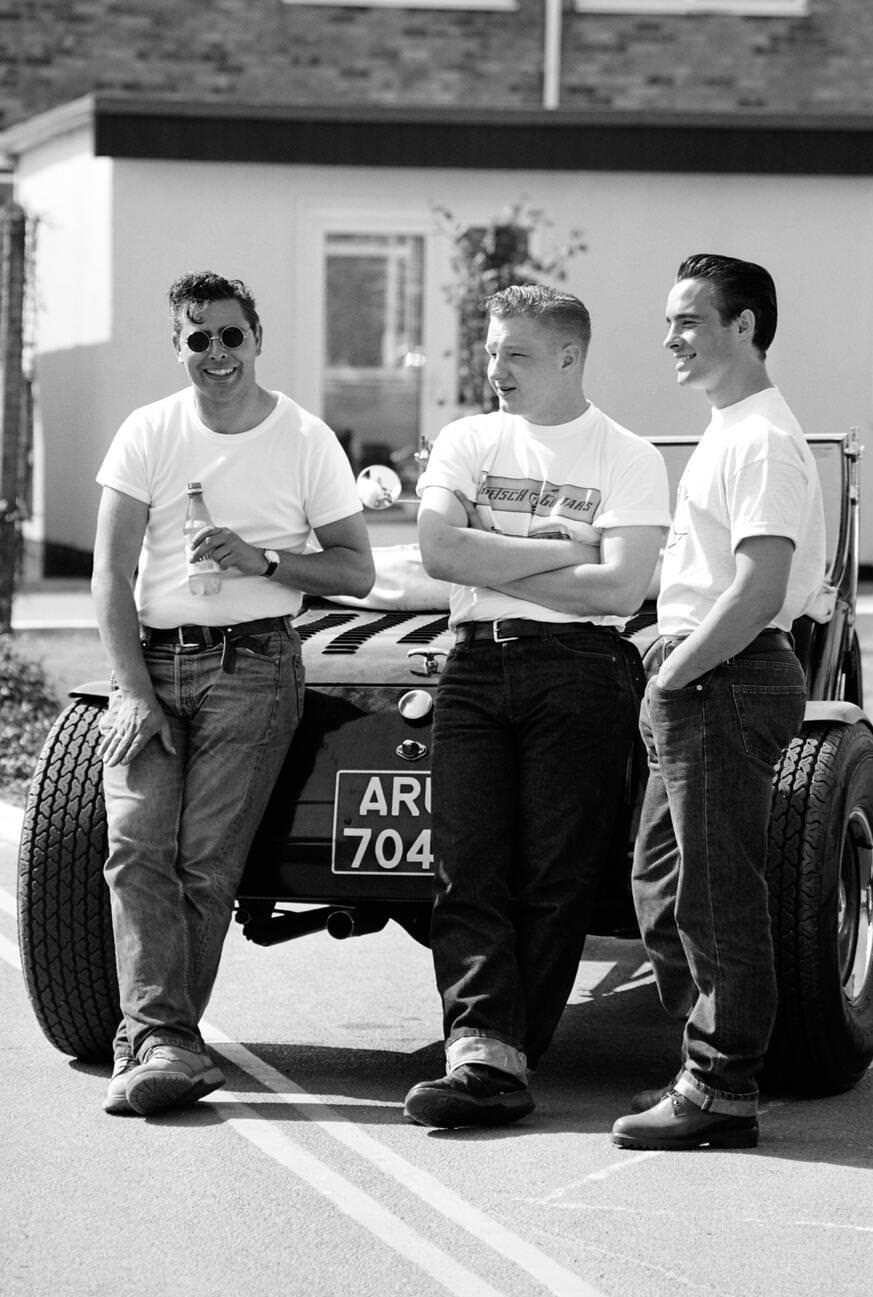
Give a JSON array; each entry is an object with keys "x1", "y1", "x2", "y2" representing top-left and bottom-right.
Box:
[{"x1": 92, "y1": 270, "x2": 374, "y2": 1117}]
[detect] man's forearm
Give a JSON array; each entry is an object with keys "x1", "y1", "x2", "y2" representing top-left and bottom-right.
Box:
[
  {"x1": 91, "y1": 570, "x2": 158, "y2": 701},
  {"x1": 658, "y1": 591, "x2": 784, "y2": 689},
  {"x1": 657, "y1": 538, "x2": 794, "y2": 690},
  {"x1": 420, "y1": 524, "x2": 593, "y2": 587},
  {"x1": 495, "y1": 564, "x2": 647, "y2": 618},
  {"x1": 268, "y1": 546, "x2": 374, "y2": 598}
]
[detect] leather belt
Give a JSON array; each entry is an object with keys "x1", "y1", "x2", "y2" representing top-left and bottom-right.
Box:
[
  {"x1": 455, "y1": 618, "x2": 606, "y2": 646},
  {"x1": 141, "y1": 615, "x2": 292, "y2": 672},
  {"x1": 661, "y1": 628, "x2": 793, "y2": 662}
]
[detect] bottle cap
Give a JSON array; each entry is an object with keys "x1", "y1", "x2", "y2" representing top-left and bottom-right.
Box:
[{"x1": 186, "y1": 481, "x2": 202, "y2": 492}]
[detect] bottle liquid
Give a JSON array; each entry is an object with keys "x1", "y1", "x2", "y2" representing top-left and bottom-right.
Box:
[{"x1": 184, "y1": 481, "x2": 222, "y2": 596}]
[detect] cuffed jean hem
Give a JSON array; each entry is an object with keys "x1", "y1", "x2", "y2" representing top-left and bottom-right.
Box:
[
  {"x1": 446, "y1": 1032, "x2": 528, "y2": 1081},
  {"x1": 113, "y1": 1020, "x2": 203, "y2": 1062},
  {"x1": 674, "y1": 1069, "x2": 758, "y2": 1117},
  {"x1": 138, "y1": 1031, "x2": 206, "y2": 1060}
]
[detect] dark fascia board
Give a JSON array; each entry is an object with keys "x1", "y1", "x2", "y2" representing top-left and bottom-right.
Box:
[{"x1": 14, "y1": 95, "x2": 873, "y2": 175}]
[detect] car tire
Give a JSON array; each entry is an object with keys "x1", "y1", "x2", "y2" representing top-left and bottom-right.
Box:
[
  {"x1": 17, "y1": 699, "x2": 119, "y2": 1060},
  {"x1": 765, "y1": 720, "x2": 873, "y2": 1094}
]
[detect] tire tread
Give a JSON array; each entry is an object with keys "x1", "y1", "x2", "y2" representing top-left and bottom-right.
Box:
[{"x1": 16, "y1": 700, "x2": 118, "y2": 1060}]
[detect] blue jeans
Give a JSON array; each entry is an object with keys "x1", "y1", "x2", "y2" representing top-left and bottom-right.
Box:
[
  {"x1": 102, "y1": 623, "x2": 304, "y2": 1059},
  {"x1": 632, "y1": 641, "x2": 806, "y2": 1114},
  {"x1": 430, "y1": 627, "x2": 644, "y2": 1079}
]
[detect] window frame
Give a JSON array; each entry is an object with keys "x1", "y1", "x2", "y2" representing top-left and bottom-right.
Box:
[
  {"x1": 573, "y1": 0, "x2": 807, "y2": 14},
  {"x1": 293, "y1": 199, "x2": 459, "y2": 450},
  {"x1": 281, "y1": 0, "x2": 516, "y2": 9}
]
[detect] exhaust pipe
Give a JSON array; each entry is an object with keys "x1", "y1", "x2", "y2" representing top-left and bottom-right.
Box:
[
  {"x1": 241, "y1": 906, "x2": 333, "y2": 946},
  {"x1": 325, "y1": 908, "x2": 389, "y2": 940}
]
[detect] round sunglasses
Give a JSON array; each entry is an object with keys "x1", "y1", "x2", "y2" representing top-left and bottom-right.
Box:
[{"x1": 183, "y1": 325, "x2": 252, "y2": 353}]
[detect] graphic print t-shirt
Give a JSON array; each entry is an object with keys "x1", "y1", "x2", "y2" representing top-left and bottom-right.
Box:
[{"x1": 417, "y1": 405, "x2": 670, "y2": 628}]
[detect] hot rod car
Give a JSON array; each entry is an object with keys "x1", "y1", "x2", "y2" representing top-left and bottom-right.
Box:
[{"x1": 16, "y1": 431, "x2": 873, "y2": 1096}]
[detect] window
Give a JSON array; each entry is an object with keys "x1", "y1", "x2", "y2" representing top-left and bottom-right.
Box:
[
  {"x1": 282, "y1": 0, "x2": 515, "y2": 9},
  {"x1": 574, "y1": 1, "x2": 807, "y2": 13},
  {"x1": 322, "y1": 233, "x2": 426, "y2": 480}
]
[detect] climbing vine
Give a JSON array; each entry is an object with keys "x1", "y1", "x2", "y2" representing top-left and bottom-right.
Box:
[{"x1": 433, "y1": 199, "x2": 587, "y2": 410}]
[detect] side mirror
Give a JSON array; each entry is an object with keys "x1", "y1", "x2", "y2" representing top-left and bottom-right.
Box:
[{"x1": 356, "y1": 465, "x2": 403, "y2": 510}]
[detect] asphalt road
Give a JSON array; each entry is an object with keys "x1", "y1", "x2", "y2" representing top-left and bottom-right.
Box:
[
  {"x1": 3, "y1": 807, "x2": 873, "y2": 1297},
  {"x1": 2, "y1": 581, "x2": 873, "y2": 1297}
]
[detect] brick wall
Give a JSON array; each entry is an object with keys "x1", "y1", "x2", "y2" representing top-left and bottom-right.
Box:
[{"x1": 2, "y1": 0, "x2": 871, "y2": 131}]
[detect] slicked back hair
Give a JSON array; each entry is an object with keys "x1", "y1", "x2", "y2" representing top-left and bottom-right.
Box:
[{"x1": 676, "y1": 254, "x2": 777, "y2": 357}]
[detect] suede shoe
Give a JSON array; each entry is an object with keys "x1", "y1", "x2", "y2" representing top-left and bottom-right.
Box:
[
  {"x1": 102, "y1": 1056, "x2": 138, "y2": 1115},
  {"x1": 612, "y1": 1091, "x2": 758, "y2": 1151},
  {"x1": 404, "y1": 1063, "x2": 534, "y2": 1129},
  {"x1": 125, "y1": 1044, "x2": 225, "y2": 1116}
]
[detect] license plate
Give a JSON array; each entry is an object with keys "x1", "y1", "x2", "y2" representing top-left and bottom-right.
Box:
[{"x1": 332, "y1": 769, "x2": 434, "y2": 875}]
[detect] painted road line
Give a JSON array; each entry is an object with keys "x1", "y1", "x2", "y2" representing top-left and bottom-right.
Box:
[
  {"x1": 0, "y1": 906, "x2": 602, "y2": 1294},
  {"x1": 206, "y1": 1027, "x2": 609, "y2": 1297},
  {"x1": 0, "y1": 802, "x2": 23, "y2": 845},
  {"x1": 0, "y1": 931, "x2": 21, "y2": 970},
  {"x1": 0, "y1": 867, "x2": 615, "y2": 1297},
  {"x1": 579, "y1": 1151, "x2": 663, "y2": 1184},
  {"x1": 203, "y1": 1094, "x2": 515, "y2": 1297},
  {"x1": 528, "y1": 1152, "x2": 664, "y2": 1202},
  {"x1": 0, "y1": 892, "x2": 572, "y2": 1296}
]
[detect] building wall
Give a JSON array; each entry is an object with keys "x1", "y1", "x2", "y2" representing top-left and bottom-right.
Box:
[
  {"x1": 17, "y1": 139, "x2": 873, "y2": 560},
  {"x1": 3, "y1": 0, "x2": 873, "y2": 130},
  {"x1": 15, "y1": 129, "x2": 115, "y2": 570}
]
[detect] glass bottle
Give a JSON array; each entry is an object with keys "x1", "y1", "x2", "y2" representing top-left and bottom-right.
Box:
[{"x1": 184, "y1": 481, "x2": 222, "y2": 596}]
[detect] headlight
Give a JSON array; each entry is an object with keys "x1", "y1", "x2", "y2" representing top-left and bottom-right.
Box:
[{"x1": 398, "y1": 689, "x2": 433, "y2": 721}]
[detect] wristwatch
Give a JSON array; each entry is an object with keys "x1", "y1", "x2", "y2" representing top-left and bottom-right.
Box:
[{"x1": 262, "y1": 548, "x2": 280, "y2": 578}]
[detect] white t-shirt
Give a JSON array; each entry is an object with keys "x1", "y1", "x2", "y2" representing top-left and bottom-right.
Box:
[
  {"x1": 96, "y1": 388, "x2": 362, "y2": 627},
  {"x1": 657, "y1": 387, "x2": 827, "y2": 635},
  {"x1": 417, "y1": 404, "x2": 671, "y2": 628}
]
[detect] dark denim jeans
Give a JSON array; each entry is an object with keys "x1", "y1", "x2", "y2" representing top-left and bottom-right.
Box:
[
  {"x1": 430, "y1": 626, "x2": 644, "y2": 1079},
  {"x1": 632, "y1": 643, "x2": 806, "y2": 1114},
  {"x1": 102, "y1": 623, "x2": 304, "y2": 1059}
]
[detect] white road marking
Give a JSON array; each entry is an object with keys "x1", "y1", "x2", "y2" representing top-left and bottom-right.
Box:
[
  {"x1": 0, "y1": 802, "x2": 23, "y2": 844},
  {"x1": 529, "y1": 1152, "x2": 663, "y2": 1201},
  {"x1": 0, "y1": 930, "x2": 21, "y2": 970},
  {"x1": 536, "y1": 1098, "x2": 784, "y2": 1195},
  {"x1": 0, "y1": 909, "x2": 606, "y2": 1294},
  {"x1": 567, "y1": 961, "x2": 616, "y2": 1000},
  {"x1": 599, "y1": 974, "x2": 656, "y2": 997},
  {"x1": 206, "y1": 1027, "x2": 608, "y2": 1297},
  {"x1": 0, "y1": 866, "x2": 638, "y2": 1292},
  {"x1": 568, "y1": 960, "x2": 654, "y2": 1005},
  {"x1": 1, "y1": 805, "x2": 24, "y2": 969},
  {"x1": 793, "y1": 1219, "x2": 873, "y2": 1234},
  {"x1": 0, "y1": 872, "x2": 603, "y2": 1294},
  {"x1": 204, "y1": 1094, "x2": 515, "y2": 1297},
  {"x1": 576, "y1": 1151, "x2": 664, "y2": 1184}
]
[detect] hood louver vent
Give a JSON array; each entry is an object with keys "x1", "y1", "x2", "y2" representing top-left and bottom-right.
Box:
[{"x1": 294, "y1": 606, "x2": 450, "y2": 656}]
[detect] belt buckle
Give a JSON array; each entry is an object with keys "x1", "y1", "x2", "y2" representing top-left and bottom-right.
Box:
[
  {"x1": 177, "y1": 626, "x2": 203, "y2": 649},
  {"x1": 492, "y1": 619, "x2": 519, "y2": 644}
]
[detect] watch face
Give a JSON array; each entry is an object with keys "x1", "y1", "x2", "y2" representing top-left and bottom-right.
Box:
[{"x1": 265, "y1": 550, "x2": 280, "y2": 565}]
